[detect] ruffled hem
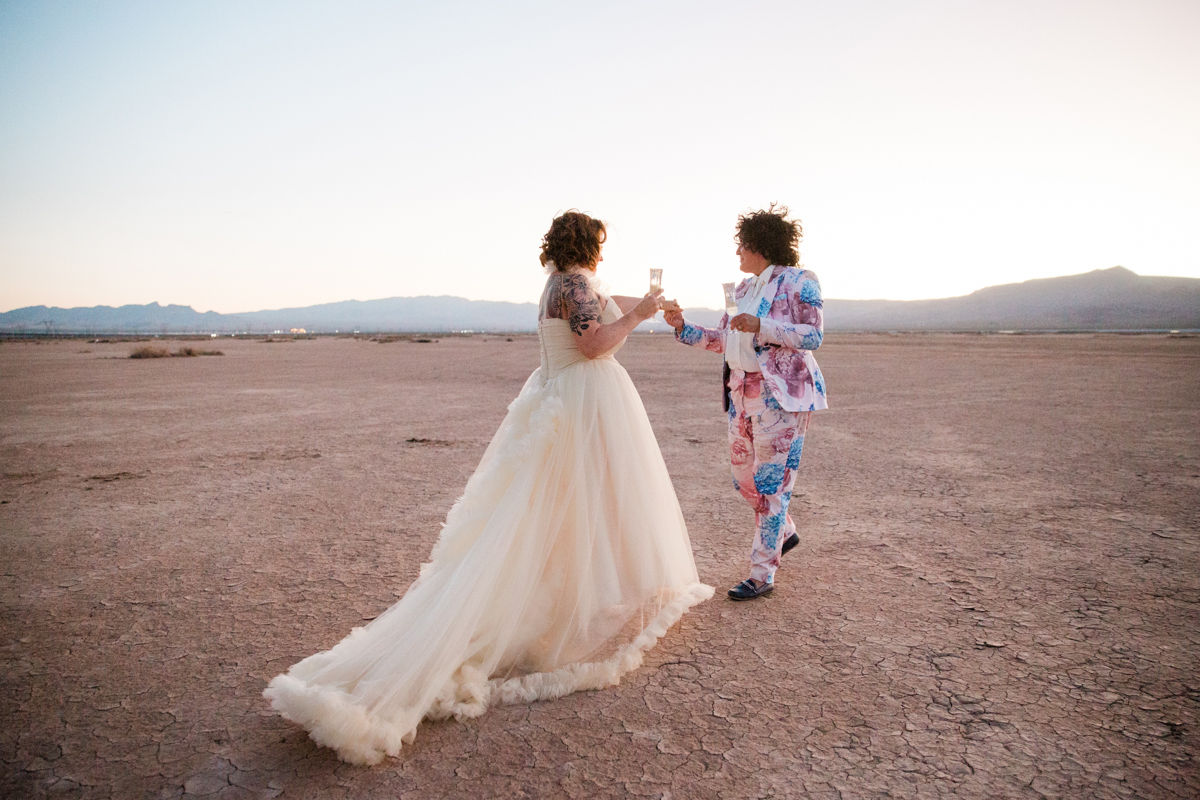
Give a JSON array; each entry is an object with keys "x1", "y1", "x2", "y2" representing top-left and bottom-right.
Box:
[{"x1": 262, "y1": 580, "x2": 714, "y2": 765}]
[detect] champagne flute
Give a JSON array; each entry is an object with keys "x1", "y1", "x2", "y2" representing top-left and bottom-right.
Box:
[
  {"x1": 722, "y1": 283, "x2": 738, "y2": 316},
  {"x1": 649, "y1": 268, "x2": 663, "y2": 294}
]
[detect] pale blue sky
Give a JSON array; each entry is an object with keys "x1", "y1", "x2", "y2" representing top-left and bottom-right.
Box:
[{"x1": 1, "y1": 0, "x2": 1197, "y2": 313}]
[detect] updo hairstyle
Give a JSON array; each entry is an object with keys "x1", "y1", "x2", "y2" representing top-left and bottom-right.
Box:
[{"x1": 539, "y1": 211, "x2": 607, "y2": 271}]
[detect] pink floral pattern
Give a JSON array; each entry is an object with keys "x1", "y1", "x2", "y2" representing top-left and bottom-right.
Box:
[
  {"x1": 676, "y1": 266, "x2": 827, "y2": 412},
  {"x1": 728, "y1": 372, "x2": 812, "y2": 584}
]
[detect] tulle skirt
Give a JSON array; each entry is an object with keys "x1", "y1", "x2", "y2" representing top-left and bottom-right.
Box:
[{"x1": 263, "y1": 355, "x2": 713, "y2": 764}]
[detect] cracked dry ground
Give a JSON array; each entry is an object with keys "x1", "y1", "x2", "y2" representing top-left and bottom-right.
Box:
[{"x1": 2, "y1": 333, "x2": 1198, "y2": 800}]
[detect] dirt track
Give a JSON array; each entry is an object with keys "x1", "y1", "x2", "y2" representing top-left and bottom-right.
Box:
[{"x1": 2, "y1": 332, "x2": 1198, "y2": 799}]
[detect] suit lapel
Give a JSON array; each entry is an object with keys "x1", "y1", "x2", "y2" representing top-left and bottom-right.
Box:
[
  {"x1": 758, "y1": 266, "x2": 788, "y2": 316},
  {"x1": 736, "y1": 267, "x2": 788, "y2": 313}
]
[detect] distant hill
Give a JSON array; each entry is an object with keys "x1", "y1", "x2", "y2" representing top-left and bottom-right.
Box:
[
  {"x1": 0, "y1": 296, "x2": 540, "y2": 334},
  {"x1": 675, "y1": 267, "x2": 1200, "y2": 332},
  {"x1": 825, "y1": 267, "x2": 1200, "y2": 331},
  {"x1": 2, "y1": 267, "x2": 1196, "y2": 334}
]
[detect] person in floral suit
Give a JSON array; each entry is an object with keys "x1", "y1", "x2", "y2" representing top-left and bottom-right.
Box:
[{"x1": 664, "y1": 205, "x2": 827, "y2": 600}]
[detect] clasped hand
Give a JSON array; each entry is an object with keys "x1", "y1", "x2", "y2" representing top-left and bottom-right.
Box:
[
  {"x1": 636, "y1": 290, "x2": 688, "y2": 322},
  {"x1": 658, "y1": 302, "x2": 757, "y2": 334},
  {"x1": 659, "y1": 299, "x2": 683, "y2": 331},
  {"x1": 635, "y1": 289, "x2": 666, "y2": 320}
]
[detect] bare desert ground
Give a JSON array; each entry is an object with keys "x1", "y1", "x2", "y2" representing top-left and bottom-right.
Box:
[{"x1": 2, "y1": 332, "x2": 1198, "y2": 799}]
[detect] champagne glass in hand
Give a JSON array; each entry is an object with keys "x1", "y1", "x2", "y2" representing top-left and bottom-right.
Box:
[
  {"x1": 722, "y1": 283, "x2": 738, "y2": 316},
  {"x1": 636, "y1": 289, "x2": 664, "y2": 321},
  {"x1": 649, "y1": 268, "x2": 663, "y2": 294}
]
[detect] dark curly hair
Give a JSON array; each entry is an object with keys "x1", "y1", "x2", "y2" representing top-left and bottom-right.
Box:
[
  {"x1": 735, "y1": 204, "x2": 802, "y2": 267},
  {"x1": 539, "y1": 210, "x2": 607, "y2": 271}
]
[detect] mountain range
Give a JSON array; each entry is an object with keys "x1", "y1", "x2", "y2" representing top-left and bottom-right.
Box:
[{"x1": 2, "y1": 267, "x2": 1196, "y2": 334}]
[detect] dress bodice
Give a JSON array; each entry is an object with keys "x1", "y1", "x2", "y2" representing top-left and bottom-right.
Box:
[{"x1": 539, "y1": 297, "x2": 624, "y2": 381}]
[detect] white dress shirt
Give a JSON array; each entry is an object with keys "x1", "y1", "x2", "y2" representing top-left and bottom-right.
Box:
[{"x1": 725, "y1": 268, "x2": 775, "y2": 372}]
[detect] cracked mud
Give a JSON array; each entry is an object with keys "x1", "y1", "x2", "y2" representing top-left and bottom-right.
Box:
[{"x1": 2, "y1": 333, "x2": 1197, "y2": 798}]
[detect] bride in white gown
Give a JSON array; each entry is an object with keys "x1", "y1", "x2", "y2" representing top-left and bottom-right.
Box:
[{"x1": 264, "y1": 211, "x2": 714, "y2": 764}]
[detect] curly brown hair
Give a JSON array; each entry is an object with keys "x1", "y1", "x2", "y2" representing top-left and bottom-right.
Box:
[
  {"x1": 539, "y1": 210, "x2": 607, "y2": 271},
  {"x1": 735, "y1": 204, "x2": 802, "y2": 267}
]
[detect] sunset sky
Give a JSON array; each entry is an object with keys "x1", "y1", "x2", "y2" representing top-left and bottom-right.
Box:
[{"x1": 1, "y1": 0, "x2": 1197, "y2": 313}]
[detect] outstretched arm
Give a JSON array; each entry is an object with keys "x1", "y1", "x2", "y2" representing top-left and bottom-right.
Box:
[
  {"x1": 555, "y1": 274, "x2": 662, "y2": 359},
  {"x1": 664, "y1": 308, "x2": 728, "y2": 354},
  {"x1": 608, "y1": 295, "x2": 643, "y2": 315}
]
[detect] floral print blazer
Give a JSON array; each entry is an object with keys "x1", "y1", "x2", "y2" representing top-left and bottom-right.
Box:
[{"x1": 675, "y1": 265, "x2": 828, "y2": 413}]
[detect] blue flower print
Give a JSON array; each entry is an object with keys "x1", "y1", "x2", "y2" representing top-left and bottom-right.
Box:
[
  {"x1": 786, "y1": 435, "x2": 805, "y2": 470},
  {"x1": 678, "y1": 323, "x2": 702, "y2": 346},
  {"x1": 756, "y1": 297, "x2": 771, "y2": 317},
  {"x1": 814, "y1": 373, "x2": 825, "y2": 398},
  {"x1": 758, "y1": 379, "x2": 787, "y2": 410},
  {"x1": 799, "y1": 279, "x2": 823, "y2": 308},
  {"x1": 761, "y1": 511, "x2": 784, "y2": 552},
  {"x1": 801, "y1": 329, "x2": 823, "y2": 350},
  {"x1": 731, "y1": 476, "x2": 741, "y2": 492},
  {"x1": 780, "y1": 490, "x2": 793, "y2": 513},
  {"x1": 754, "y1": 463, "x2": 786, "y2": 496}
]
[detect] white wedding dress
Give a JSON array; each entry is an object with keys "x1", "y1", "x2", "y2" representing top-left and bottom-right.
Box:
[{"x1": 264, "y1": 282, "x2": 714, "y2": 765}]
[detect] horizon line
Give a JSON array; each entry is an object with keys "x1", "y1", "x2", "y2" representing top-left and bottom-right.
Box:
[{"x1": 3, "y1": 265, "x2": 1183, "y2": 316}]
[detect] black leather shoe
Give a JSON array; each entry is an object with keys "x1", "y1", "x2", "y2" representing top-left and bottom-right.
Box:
[
  {"x1": 728, "y1": 578, "x2": 774, "y2": 601},
  {"x1": 781, "y1": 533, "x2": 800, "y2": 556}
]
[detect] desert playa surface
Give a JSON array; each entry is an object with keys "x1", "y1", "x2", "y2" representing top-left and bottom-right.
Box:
[{"x1": 2, "y1": 332, "x2": 1198, "y2": 799}]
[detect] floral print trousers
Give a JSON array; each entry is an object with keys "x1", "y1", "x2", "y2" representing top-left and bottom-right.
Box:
[{"x1": 728, "y1": 370, "x2": 811, "y2": 584}]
